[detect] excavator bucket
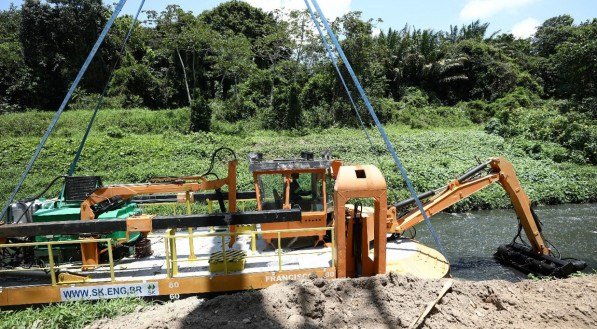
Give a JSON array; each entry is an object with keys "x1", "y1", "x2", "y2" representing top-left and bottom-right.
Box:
[{"x1": 495, "y1": 243, "x2": 587, "y2": 278}]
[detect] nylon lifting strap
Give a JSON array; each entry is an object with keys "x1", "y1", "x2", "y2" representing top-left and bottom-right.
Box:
[
  {"x1": 0, "y1": 0, "x2": 128, "y2": 222},
  {"x1": 68, "y1": 0, "x2": 146, "y2": 176},
  {"x1": 306, "y1": 0, "x2": 446, "y2": 255}
]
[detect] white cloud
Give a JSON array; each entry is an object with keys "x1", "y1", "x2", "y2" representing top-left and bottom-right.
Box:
[
  {"x1": 511, "y1": 17, "x2": 539, "y2": 38},
  {"x1": 243, "y1": 0, "x2": 352, "y2": 19},
  {"x1": 372, "y1": 27, "x2": 381, "y2": 37},
  {"x1": 459, "y1": 0, "x2": 537, "y2": 20}
]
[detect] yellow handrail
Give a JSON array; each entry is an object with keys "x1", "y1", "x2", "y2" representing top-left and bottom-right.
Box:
[
  {"x1": 1, "y1": 227, "x2": 335, "y2": 284},
  {"x1": 164, "y1": 227, "x2": 332, "y2": 238},
  {"x1": 164, "y1": 226, "x2": 335, "y2": 278},
  {"x1": 0, "y1": 238, "x2": 116, "y2": 285}
]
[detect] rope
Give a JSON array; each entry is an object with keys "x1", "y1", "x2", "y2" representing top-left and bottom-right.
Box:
[
  {"x1": 306, "y1": 0, "x2": 446, "y2": 255},
  {"x1": 68, "y1": 0, "x2": 146, "y2": 176},
  {"x1": 0, "y1": 0, "x2": 128, "y2": 222},
  {"x1": 304, "y1": 2, "x2": 380, "y2": 165}
]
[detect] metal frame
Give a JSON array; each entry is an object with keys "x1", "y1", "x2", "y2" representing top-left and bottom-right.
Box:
[
  {"x1": 164, "y1": 226, "x2": 335, "y2": 277},
  {"x1": 388, "y1": 157, "x2": 549, "y2": 255},
  {"x1": 0, "y1": 227, "x2": 336, "y2": 307},
  {"x1": 0, "y1": 238, "x2": 116, "y2": 286},
  {"x1": 0, "y1": 209, "x2": 301, "y2": 237},
  {"x1": 253, "y1": 167, "x2": 330, "y2": 244}
]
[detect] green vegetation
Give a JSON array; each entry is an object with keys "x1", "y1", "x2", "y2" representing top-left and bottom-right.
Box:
[
  {"x1": 0, "y1": 108, "x2": 594, "y2": 212},
  {"x1": 0, "y1": 2, "x2": 594, "y2": 327},
  {"x1": 0, "y1": 1, "x2": 594, "y2": 210},
  {"x1": 1, "y1": 1, "x2": 595, "y2": 165},
  {"x1": 0, "y1": 298, "x2": 148, "y2": 329}
]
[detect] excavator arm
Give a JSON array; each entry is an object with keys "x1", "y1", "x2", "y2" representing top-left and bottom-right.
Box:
[
  {"x1": 80, "y1": 160, "x2": 238, "y2": 220},
  {"x1": 387, "y1": 157, "x2": 548, "y2": 254},
  {"x1": 385, "y1": 156, "x2": 587, "y2": 277}
]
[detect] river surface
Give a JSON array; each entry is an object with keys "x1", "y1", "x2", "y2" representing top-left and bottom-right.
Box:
[{"x1": 413, "y1": 203, "x2": 596, "y2": 281}]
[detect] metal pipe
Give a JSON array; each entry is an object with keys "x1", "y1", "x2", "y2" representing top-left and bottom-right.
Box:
[
  {"x1": 0, "y1": 209, "x2": 301, "y2": 238},
  {"x1": 107, "y1": 240, "x2": 115, "y2": 282},
  {"x1": 132, "y1": 191, "x2": 257, "y2": 204},
  {"x1": 220, "y1": 235, "x2": 228, "y2": 275},
  {"x1": 392, "y1": 161, "x2": 491, "y2": 209},
  {"x1": 47, "y1": 244, "x2": 56, "y2": 286},
  {"x1": 277, "y1": 232, "x2": 282, "y2": 272},
  {"x1": 393, "y1": 190, "x2": 437, "y2": 209},
  {"x1": 458, "y1": 161, "x2": 491, "y2": 183}
]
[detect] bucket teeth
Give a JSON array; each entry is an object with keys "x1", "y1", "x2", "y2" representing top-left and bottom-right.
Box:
[{"x1": 494, "y1": 243, "x2": 587, "y2": 278}]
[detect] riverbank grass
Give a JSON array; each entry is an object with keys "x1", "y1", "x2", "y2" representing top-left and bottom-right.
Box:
[
  {"x1": 0, "y1": 298, "x2": 148, "y2": 329},
  {"x1": 1, "y1": 109, "x2": 594, "y2": 210}
]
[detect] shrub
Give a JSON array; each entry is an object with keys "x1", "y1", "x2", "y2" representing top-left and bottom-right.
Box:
[
  {"x1": 371, "y1": 97, "x2": 400, "y2": 123},
  {"x1": 393, "y1": 105, "x2": 472, "y2": 129},
  {"x1": 491, "y1": 87, "x2": 541, "y2": 110},
  {"x1": 0, "y1": 108, "x2": 191, "y2": 138},
  {"x1": 106, "y1": 127, "x2": 125, "y2": 139},
  {"x1": 486, "y1": 98, "x2": 596, "y2": 164},
  {"x1": 266, "y1": 82, "x2": 302, "y2": 130},
  {"x1": 459, "y1": 99, "x2": 493, "y2": 124},
  {"x1": 190, "y1": 96, "x2": 211, "y2": 132},
  {"x1": 300, "y1": 104, "x2": 335, "y2": 129},
  {"x1": 69, "y1": 91, "x2": 126, "y2": 111}
]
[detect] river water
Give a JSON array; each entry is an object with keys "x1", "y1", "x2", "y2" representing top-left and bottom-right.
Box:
[{"x1": 413, "y1": 203, "x2": 597, "y2": 281}]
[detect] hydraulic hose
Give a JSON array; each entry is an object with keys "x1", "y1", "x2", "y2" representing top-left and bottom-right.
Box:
[
  {"x1": 392, "y1": 160, "x2": 492, "y2": 210},
  {"x1": 457, "y1": 160, "x2": 491, "y2": 183},
  {"x1": 5, "y1": 175, "x2": 66, "y2": 225}
]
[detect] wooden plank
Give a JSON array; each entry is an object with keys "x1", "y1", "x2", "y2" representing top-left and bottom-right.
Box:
[{"x1": 409, "y1": 279, "x2": 453, "y2": 329}]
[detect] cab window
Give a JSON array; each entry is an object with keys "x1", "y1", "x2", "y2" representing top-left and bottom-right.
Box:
[
  {"x1": 257, "y1": 174, "x2": 286, "y2": 210},
  {"x1": 289, "y1": 173, "x2": 324, "y2": 211}
]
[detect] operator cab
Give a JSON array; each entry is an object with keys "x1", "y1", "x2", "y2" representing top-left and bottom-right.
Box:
[
  {"x1": 256, "y1": 171, "x2": 325, "y2": 211},
  {"x1": 248, "y1": 152, "x2": 336, "y2": 244}
]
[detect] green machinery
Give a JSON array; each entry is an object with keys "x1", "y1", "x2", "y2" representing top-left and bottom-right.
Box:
[
  {"x1": 31, "y1": 202, "x2": 141, "y2": 263},
  {"x1": 6, "y1": 176, "x2": 142, "y2": 266}
]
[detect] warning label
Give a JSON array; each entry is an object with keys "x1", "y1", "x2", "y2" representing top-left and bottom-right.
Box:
[{"x1": 60, "y1": 282, "x2": 159, "y2": 301}]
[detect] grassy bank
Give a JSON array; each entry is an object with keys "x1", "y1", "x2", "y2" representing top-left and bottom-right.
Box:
[
  {"x1": 0, "y1": 109, "x2": 595, "y2": 211},
  {"x1": 0, "y1": 298, "x2": 148, "y2": 329}
]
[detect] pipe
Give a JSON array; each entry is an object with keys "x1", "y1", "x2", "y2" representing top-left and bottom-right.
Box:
[
  {"x1": 393, "y1": 190, "x2": 437, "y2": 209},
  {"x1": 391, "y1": 161, "x2": 491, "y2": 209},
  {"x1": 458, "y1": 161, "x2": 490, "y2": 183}
]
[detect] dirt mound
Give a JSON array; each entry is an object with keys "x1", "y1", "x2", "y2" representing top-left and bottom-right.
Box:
[{"x1": 88, "y1": 274, "x2": 596, "y2": 329}]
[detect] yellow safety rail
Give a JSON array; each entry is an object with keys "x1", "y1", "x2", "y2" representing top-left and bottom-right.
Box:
[
  {"x1": 164, "y1": 227, "x2": 335, "y2": 278},
  {"x1": 139, "y1": 195, "x2": 257, "y2": 255},
  {"x1": 0, "y1": 238, "x2": 116, "y2": 286}
]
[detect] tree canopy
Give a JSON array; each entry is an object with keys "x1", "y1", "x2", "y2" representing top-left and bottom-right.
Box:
[{"x1": 0, "y1": 1, "x2": 594, "y2": 143}]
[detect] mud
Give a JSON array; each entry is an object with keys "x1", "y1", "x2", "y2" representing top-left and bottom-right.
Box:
[{"x1": 88, "y1": 273, "x2": 597, "y2": 329}]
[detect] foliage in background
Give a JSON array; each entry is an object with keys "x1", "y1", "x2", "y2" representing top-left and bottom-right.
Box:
[
  {"x1": 190, "y1": 96, "x2": 211, "y2": 132},
  {"x1": 484, "y1": 89, "x2": 596, "y2": 164},
  {"x1": 0, "y1": 3, "x2": 595, "y2": 115},
  {"x1": 0, "y1": 2, "x2": 594, "y2": 163},
  {"x1": 0, "y1": 1, "x2": 594, "y2": 211}
]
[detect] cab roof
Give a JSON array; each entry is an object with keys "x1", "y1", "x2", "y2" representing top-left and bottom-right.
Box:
[{"x1": 249, "y1": 159, "x2": 331, "y2": 173}]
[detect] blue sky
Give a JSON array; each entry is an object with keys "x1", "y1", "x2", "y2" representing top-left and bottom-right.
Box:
[{"x1": 2, "y1": 0, "x2": 596, "y2": 38}]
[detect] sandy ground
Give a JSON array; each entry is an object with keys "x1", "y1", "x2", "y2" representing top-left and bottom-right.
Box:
[{"x1": 88, "y1": 273, "x2": 596, "y2": 329}]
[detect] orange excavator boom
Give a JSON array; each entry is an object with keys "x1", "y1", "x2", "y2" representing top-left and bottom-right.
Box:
[{"x1": 387, "y1": 157, "x2": 548, "y2": 255}]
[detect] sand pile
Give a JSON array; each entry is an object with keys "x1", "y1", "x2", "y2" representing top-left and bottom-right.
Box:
[{"x1": 88, "y1": 273, "x2": 596, "y2": 329}]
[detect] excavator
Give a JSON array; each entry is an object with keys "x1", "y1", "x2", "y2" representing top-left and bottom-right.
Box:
[
  {"x1": 0, "y1": 0, "x2": 586, "y2": 307},
  {"x1": 0, "y1": 149, "x2": 586, "y2": 306}
]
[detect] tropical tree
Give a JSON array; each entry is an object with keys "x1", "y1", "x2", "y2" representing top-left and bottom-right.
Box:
[{"x1": 20, "y1": 0, "x2": 116, "y2": 109}]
